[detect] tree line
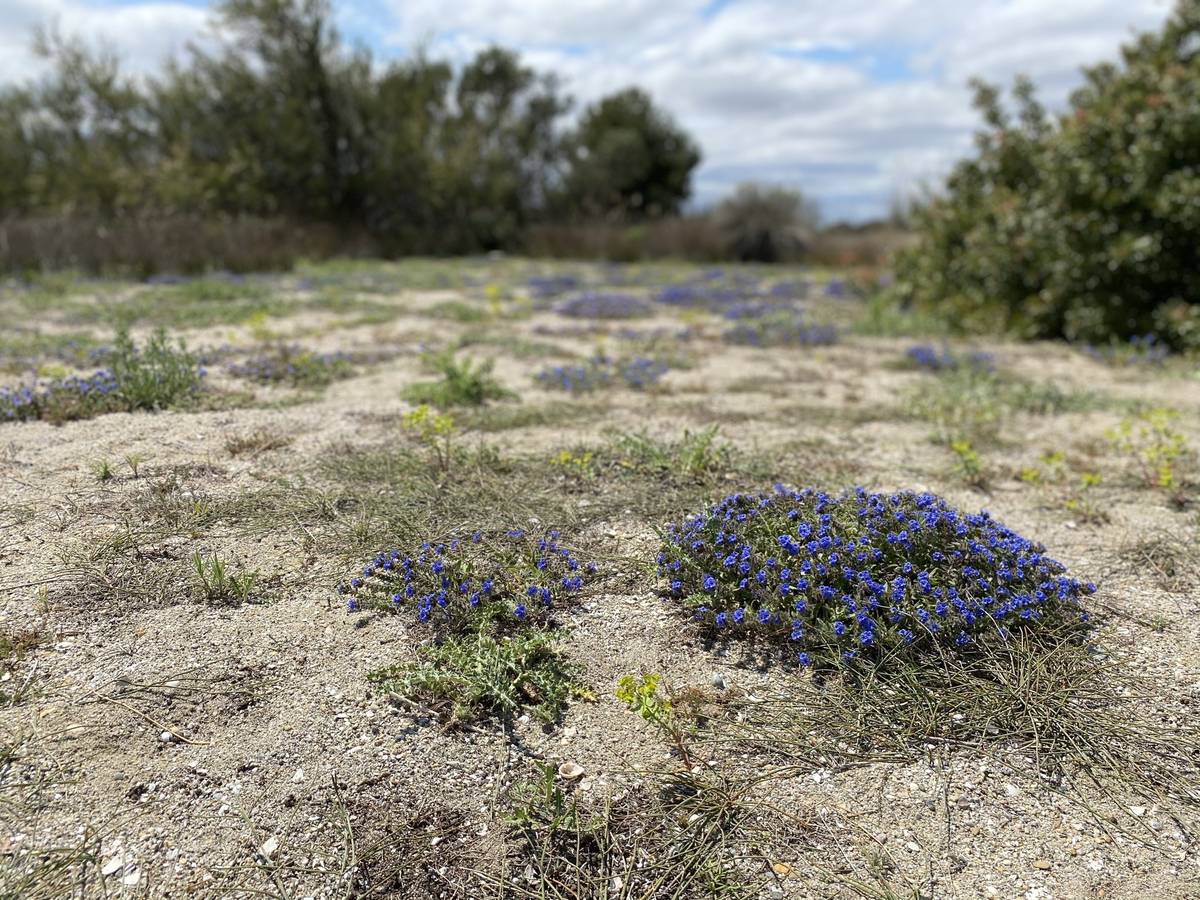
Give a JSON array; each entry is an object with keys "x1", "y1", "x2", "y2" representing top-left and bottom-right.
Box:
[{"x1": 0, "y1": 0, "x2": 703, "y2": 255}]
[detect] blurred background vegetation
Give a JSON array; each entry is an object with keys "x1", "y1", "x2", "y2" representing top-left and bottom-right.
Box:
[
  {"x1": 1, "y1": 0, "x2": 1198, "y2": 351},
  {"x1": 0, "y1": 0, "x2": 909, "y2": 274}
]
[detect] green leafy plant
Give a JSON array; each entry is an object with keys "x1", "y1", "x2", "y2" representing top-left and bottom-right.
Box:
[
  {"x1": 404, "y1": 351, "x2": 514, "y2": 407},
  {"x1": 369, "y1": 625, "x2": 585, "y2": 725},
  {"x1": 108, "y1": 326, "x2": 203, "y2": 410}
]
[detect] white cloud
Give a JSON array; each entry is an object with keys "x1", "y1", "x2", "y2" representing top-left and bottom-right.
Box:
[
  {"x1": 0, "y1": 0, "x2": 1177, "y2": 221},
  {"x1": 0, "y1": 0, "x2": 208, "y2": 84}
]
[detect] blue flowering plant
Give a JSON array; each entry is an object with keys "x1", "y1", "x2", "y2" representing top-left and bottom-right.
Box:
[
  {"x1": 227, "y1": 344, "x2": 356, "y2": 387},
  {"x1": 555, "y1": 292, "x2": 653, "y2": 319},
  {"x1": 768, "y1": 279, "x2": 809, "y2": 300},
  {"x1": 1080, "y1": 334, "x2": 1171, "y2": 367},
  {"x1": 659, "y1": 486, "x2": 1095, "y2": 669},
  {"x1": 1, "y1": 327, "x2": 203, "y2": 423},
  {"x1": 2, "y1": 370, "x2": 121, "y2": 423},
  {"x1": 723, "y1": 305, "x2": 838, "y2": 348},
  {"x1": 340, "y1": 528, "x2": 598, "y2": 630},
  {"x1": 905, "y1": 344, "x2": 996, "y2": 374},
  {"x1": 527, "y1": 274, "x2": 581, "y2": 301},
  {"x1": 535, "y1": 355, "x2": 668, "y2": 393},
  {"x1": 654, "y1": 283, "x2": 750, "y2": 312}
]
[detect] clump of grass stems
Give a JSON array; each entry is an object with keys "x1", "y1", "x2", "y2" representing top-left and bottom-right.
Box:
[
  {"x1": 705, "y1": 625, "x2": 1200, "y2": 842},
  {"x1": 492, "y1": 764, "x2": 788, "y2": 899}
]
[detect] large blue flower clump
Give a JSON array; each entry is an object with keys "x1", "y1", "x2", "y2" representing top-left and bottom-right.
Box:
[
  {"x1": 340, "y1": 528, "x2": 597, "y2": 625},
  {"x1": 527, "y1": 274, "x2": 581, "y2": 300},
  {"x1": 659, "y1": 486, "x2": 1095, "y2": 666}
]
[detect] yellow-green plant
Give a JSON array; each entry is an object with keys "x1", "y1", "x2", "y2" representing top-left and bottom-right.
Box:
[
  {"x1": 1108, "y1": 408, "x2": 1188, "y2": 492},
  {"x1": 1064, "y1": 471, "x2": 1107, "y2": 524},
  {"x1": 549, "y1": 449, "x2": 594, "y2": 479},
  {"x1": 402, "y1": 404, "x2": 455, "y2": 473},
  {"x1": 1020, "y1": 449, "x2": 1066, "y2": 485},
  {"x1": 616, "y1": 673, "x2": 694, "y2": 766},
  {"x1": 949, "y1": 439, "x2": 986, "y2": 488}
]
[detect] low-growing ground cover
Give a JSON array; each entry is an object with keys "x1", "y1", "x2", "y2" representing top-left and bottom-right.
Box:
[{"x1": 0, "y1": 258, "x2": 1198, "y2": 899}]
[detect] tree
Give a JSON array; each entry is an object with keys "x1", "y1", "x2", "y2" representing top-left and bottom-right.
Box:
[
  {"x1": 714, "y1": 183, "x2": 819, "y2": 262},
  {"x1": 892, "y1": 0, "x2": 1200, "y2": 348},
  {"x1": 437, "y1": 47, "x2": 570, "y2": 250},
  {"x1": 165, "y1": 0, "x2": 374, "y2": 220},
  {"x1": 563, "y1": 87, "x2": 700, "y2": 219}
]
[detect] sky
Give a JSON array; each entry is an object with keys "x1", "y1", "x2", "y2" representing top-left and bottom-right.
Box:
[{"x1": 0, "y1": 0, "x2": 1176, "y2": 222}]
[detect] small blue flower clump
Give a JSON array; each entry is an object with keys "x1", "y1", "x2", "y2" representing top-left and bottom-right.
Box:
[
  {"x1": 823, "y1": 278, "x2": 848, "y2": 298},
  {"x1": 535, "y1": 355, "x2": 668, "y2": 393},
  {"x1": 769, "y1": 279, "x2": 810, "y2": 300},
  {"x1": 227, "y1": 346, "x2": 356, "y2": 385},
  {"x1": 722, "y1": 300, "x2": 778, "y2": 320},
  {"x1": 659, "y1": 486, "x2": 1095, "y2": 667},
  {"x1": 906, "y1": 344, "x2": 995, "y2": 373},
  {"x1": 619, "y1": 357, "x2": 669, "y2": 389},
  {"x1": 528, "y1": 275, "x2": 581, "y2": 300},
  {"x1": 339, "y1": 528, "x2": 597, "y2": 625},
  {"x1": 654, "y1": 283, "x2": 749, "y2": 312},
  {"x1": 555, "y1": 292, "x2": 653, "y2": 319},
  {"x1": 1, "y1": 370, "x2": 121, "y2": 421},
  {"x1": 1081, "y1": 334, "x2": 1170, "y2": 367},
  {"x1": 723, "y1": 306, "x2": 838, "y2": 348}
]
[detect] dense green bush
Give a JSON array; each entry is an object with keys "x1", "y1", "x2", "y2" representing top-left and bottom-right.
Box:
[{"x1": 893, "y1": 1, "x2": 1200, "y2": 349}]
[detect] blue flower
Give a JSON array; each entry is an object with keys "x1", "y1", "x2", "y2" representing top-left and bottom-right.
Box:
[{"x1": 659, "y1": 486, "x2": 1095, "y2": 668}]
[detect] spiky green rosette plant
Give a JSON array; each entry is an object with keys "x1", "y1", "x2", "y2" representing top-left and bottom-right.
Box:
[{"x1": 659, "y1": 486, "x2": 1095, "y2": 667}]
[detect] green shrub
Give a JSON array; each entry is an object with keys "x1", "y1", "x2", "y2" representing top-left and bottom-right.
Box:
[
  {"x1": 108, "y1": 327, "x2": 203, "y2": 409},
  {"x1": 404, "y1": 352, "x2": 513, "y2": 407},
  {"x1": 892, "y1": 3, "x2": 1200, "y2": 348},
  {"x1": 1, "y1": 327, "x2": 202, "y2": 423}
]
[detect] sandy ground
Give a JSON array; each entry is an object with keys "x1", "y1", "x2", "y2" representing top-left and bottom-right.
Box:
[{"x1": 1, "y1": 261, "x2": 1198, "y2": 898}]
